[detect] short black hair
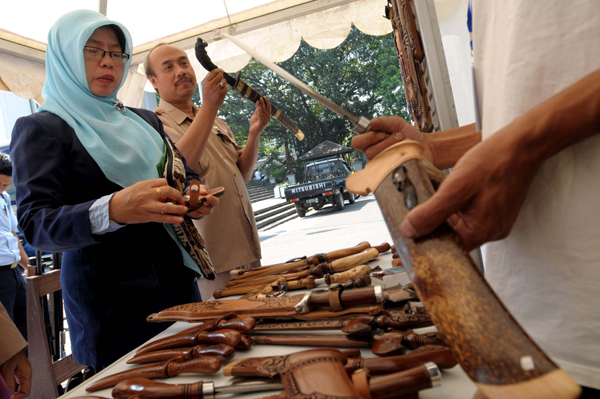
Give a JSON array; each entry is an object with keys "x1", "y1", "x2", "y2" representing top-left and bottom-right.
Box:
[{"x1": 0, "y1": 154, "x2": 12, "y2": 176}]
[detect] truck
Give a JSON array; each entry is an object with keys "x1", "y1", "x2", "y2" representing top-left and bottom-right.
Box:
[{"x1": 284, "y1": 157, "x2": 356, "y2": 218}]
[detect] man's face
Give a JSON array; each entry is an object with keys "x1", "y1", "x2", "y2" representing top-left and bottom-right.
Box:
[
  {"x1": 0, "y1": 174, "x2": 12, "y2": 194},
  {"x1": 147, "y1": 45, "x2": 198, "y2": 103}
]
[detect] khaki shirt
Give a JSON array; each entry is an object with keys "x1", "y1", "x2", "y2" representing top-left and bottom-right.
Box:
[
  {"x1": 0, "y1": 302, "x2": 27, "y2": 365},
  {"x1": 155, "y1": 100, "x2": 261, "y2": 273}
]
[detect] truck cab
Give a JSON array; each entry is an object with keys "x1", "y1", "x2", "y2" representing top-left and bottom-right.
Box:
[{"x1": 284, "y1": 157, "x2": 356, "y2": 217}]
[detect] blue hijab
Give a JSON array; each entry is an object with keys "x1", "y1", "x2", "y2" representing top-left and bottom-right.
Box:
[{"x1": 39, "y1": 10, "x2": 164, "y2": 188}]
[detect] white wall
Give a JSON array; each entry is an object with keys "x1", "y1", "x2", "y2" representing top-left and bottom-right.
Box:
[
  {"x1": 0, "y1": 91, "x2": 35, "y2": 148},
  {"x1": 433, "y1": 0, "x2": 475, "y2": 127}
]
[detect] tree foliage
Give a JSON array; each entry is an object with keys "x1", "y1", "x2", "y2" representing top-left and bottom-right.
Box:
[{"x1": 196, "y1": 27, "x2": 409, "y2": 182}]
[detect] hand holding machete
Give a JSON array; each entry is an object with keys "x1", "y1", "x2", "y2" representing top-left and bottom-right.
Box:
[{"x1": 345, "y1": 141, "x2": 581, "y2": 399}]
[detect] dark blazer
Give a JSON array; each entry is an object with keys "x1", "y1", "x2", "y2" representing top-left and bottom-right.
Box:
[{"x1": 10, "y1": 108, "x2": 201, "y2": 369}]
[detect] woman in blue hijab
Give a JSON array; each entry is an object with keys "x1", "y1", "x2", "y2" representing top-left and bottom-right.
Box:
[{"x1": 10, "y1": 10, "x2": 220, "y2": 370}]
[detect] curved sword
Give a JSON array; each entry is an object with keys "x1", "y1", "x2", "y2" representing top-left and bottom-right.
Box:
[{"x1": 195, "y1": 38, "x2": 304, "y2": 141}]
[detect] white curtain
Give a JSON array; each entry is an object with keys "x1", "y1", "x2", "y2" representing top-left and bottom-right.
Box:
[
  {"x1": 2, "y1": 0, "x2": 393, "y2": 107},
  {"x1": 0, "y1": 53, "x2": 45, "y2": 104}
]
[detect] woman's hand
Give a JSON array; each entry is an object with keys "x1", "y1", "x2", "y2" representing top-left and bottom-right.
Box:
[
  {"x1": 186, "y1": 184, "x2": 220, "y2": 219},
  {"x1": 248, "y1": 97, "x2": 271, "y2": 137},
  {"x1": 109, "y1": 178, "x2": 188, "y2": 225},
  {"x1": 351, "y1": 116, "x2": 433, "y2": 162}
]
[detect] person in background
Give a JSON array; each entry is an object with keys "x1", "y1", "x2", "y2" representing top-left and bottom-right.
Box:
[
  {"x1": 0, "y1": 302, "x2": 31, "y2": 399},
  {"x1": 144, "y1": 44, "x2": 270, "y2": 299},
  {"x1": 0, "y1": 154, "x2": 29, "y2": 342},
  {"x1": 352, "y1": 0, "x2": 600, "y2": 394},
  {"x1": 11, "y1": 10, "x2": 219, "y2": 370}
]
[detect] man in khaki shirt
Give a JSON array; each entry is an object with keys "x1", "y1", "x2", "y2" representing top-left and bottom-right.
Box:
[
  {"x1": 145, "y1": 44, "x2": 271, "y2": 299},
  {"x1": 0, "y1": 302, "x2": 30, "y2": 398}
]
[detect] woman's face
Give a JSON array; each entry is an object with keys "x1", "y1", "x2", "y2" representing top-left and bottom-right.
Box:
[{"x1": 84, "y1": 26, "x2": 124, "y2": 97}]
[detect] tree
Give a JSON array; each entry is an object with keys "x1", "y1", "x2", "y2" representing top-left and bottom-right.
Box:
[{"x1": 200, "y1": 27, "x2": 409, "y2": 182}]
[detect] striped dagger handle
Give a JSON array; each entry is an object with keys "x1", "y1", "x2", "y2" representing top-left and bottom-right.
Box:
[{"x1": 195, "y1": 38, "x2": 304, "y2": 141}]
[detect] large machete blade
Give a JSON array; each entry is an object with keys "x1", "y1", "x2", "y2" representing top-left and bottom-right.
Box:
[{"x1": 346, "y1": 141, "x2": 580, "y2": 399}]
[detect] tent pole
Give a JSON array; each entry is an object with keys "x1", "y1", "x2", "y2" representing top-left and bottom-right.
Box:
[{"x1": 98, "y1": 0, "x2": 108, "y2": 16}]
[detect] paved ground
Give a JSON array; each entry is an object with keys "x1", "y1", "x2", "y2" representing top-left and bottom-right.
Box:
[{"x1": 257, "y1": 194, "x2": 394, "y2": 265}]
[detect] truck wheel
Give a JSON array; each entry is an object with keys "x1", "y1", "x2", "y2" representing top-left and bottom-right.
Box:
[
  {"x1": 348, "y1": 193, "x2": 356, "y2": 204},
  {"x1": 295, "y1": 204, "x2": 306, "y2": 218},
  {"x1": 334, "y1": 192, "x2": 345, "y2": 211}
]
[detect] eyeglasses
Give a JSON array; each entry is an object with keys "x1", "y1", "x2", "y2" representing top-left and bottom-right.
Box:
[{"x1": 84, "y1": 46, "x2": 130, "y2": 63}]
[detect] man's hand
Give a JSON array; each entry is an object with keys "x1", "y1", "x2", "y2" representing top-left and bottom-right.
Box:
[
  {"x1": 400, "y1": 130, "x2": 537, "y2": 251},
  {"x1": 0, "y1": 351, "x2": 31, "y2": 399},
  {"x1": 186, "y1": 184, "x2": 220, "y2": 219},
  {"x1": 248, "y1": 97, "x2": 271, "y2": 137},
  {"x1": 201, "y1": 69, "x2": 228, "y2": 112},
  {"x1": 109, "y1": 178, "x2": 188, "y2": 225},
  {"x1": 351, "y1": 116, "x2": 433, "y2": 162}
]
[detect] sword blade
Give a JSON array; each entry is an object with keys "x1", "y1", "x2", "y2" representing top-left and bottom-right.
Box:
[
  {"x1": 221, "y1": 32, "x2": 371, "y2": 133},
  {"x1": 216, "y1": 379, "x2": 283, "y2": 396}
]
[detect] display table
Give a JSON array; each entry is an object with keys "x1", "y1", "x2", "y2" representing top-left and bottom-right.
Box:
[{"x1": 60, "y1": 252, "x2": 478, "y2": 399}]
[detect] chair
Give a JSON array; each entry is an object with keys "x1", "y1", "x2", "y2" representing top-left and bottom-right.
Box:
[{"x1": 26, "y1": 269, "x2": 87, "y2": 398}]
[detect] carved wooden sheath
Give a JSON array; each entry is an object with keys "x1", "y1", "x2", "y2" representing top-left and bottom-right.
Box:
[
  {"x1": 147, "y1": 285, "x2": 384, "y2": 323},
  {"x1": 346, "y1": 141, "x2": 581, "y2": 399},
  {"x1": 254, "y1": 313, "x2": 433, "y2": 334}
]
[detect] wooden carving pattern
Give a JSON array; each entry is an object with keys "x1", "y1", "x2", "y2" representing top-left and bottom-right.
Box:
[
  {"x1": 376, "y1": 159, "x2": 557, "y2": 384},
  {"x1": 148, "y1": 295, "x2": 304, "y2": 321},
  {"x1": 282, "y1": 357, "x2": 361, "y2": 399},
  {"x1": 257, "y1": 356, "x2": 287, "y2": 378},
  {"x1": 387, "y1": 0, "x2": 433, "y2": 132},
  {"x1": 255, "y1": 320, "x2": 347, "y2": 331}
]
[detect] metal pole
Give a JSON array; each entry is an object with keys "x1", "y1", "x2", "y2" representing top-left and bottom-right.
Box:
[{"x1": 98, "y1": 0, "x2": 108, "y2": 16}]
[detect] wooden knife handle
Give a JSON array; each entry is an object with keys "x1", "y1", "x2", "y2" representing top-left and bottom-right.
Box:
[
  {"x1": 327, "y1": 265, "x2": 372, "y2": 284},
  {"x1": 372, "y1": 242, "x2": 391, "y2": 253},
  {"x1": 196, "y1": 329, "x2": 242, "y2": 347},
  {"x1": 186, "y1": 185, "x2": 225, "y2": 211},
  {"x1": 345, "y1": 345, "x2": 457, "y2": 374},
  {"x1": 368, "y1": 363, "x2": 436, "y2": 399},
  {"x1": 135, "y1": 319, "x2": 219, "y2": 355},
  {"x1": 307, "y1": 241, "x2": 371, "y2": 265},
  {"x1": 217, "y1": 316, "x2": 256, "y2": 333},
  {"x1": 168, "y1": 356, "x2": 221, "y2": 375},
  {"x1": 402, "y1": 331, "x2": 446, "y2": 349},
  {"x1": 325, "y1": 248, "x2": 379, "y2": 274},
  {"x1": 235, "y1": 334, "x2": 255, "y2": 350},
  {"x1": 309, "y1": 284, "x2": 380, "y2": 309},
  {"x1": 375, "y1": 312, "x2": 434, "y2": 330},
  {"x1": 112, "y1": 377, "x2": 204, "y2": 399}
]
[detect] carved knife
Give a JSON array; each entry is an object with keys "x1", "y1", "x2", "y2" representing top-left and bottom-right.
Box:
[
  {"x1": 230, "y1": 241, "x2": 376, "y2": 281},
  {"x1": 112, "y1": 377, "x2": 284, "y2": 399},
  {"x1": 345, "y1": 141, "x2": 581, "y2": 399},
  {"x1": 127, "y1": 344, "x2": 236, "y2": 364},
  {"x1": 147, "y1": 284, "x2": 388, "y2": 323},
  {"x1": 86, "y1": 357, "x2": 222, "y2": 392},
  {"x1": 254, "y1": 310, "x2": 433, "y2": 333}
]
